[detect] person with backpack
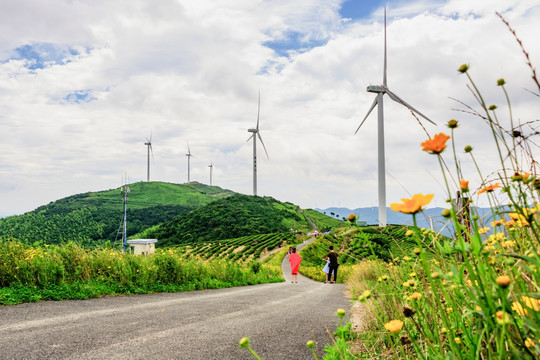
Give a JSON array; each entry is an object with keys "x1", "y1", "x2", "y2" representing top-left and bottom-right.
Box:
[{"x1": 324, "y1": 246, "x2": 339, "y2": 283}]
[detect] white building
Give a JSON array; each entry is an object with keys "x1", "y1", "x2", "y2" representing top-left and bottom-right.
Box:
[{"x1": 127, "y1": 239, "x2": 158, "y2": 255}]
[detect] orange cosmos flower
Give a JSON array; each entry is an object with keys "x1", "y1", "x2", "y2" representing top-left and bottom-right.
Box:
[
  {"x1": 460, "y1": 180, "x2": 469, "y2": 192},
  {"x1": 477, "y1": 183, "x2": 501, "y2": 194},
  {"x1": 384, "y1": 319, "x2": 404, "y2": 333},
  {"x1": 421, "y1": 133, "x2": 451, "y2": 154},
  {"x1": 390, "y1": 194, "x2": 434, "y2": 214}
]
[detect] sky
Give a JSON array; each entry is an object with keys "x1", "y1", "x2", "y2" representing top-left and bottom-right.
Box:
[{"x1": 0, "y1": 0, "x2": 539, "y2": 218}]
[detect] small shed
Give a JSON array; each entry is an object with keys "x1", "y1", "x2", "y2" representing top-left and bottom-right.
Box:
[{"x1": 127, "y1": 239, "x2": 158, "y2": 255}]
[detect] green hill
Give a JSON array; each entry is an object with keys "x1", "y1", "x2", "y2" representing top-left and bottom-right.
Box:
[
  {"x1": 138, "y1": 194, "x2": 326, "y2": 247},
  {"x1": 0, "y1": 181, "x2": 235, "y2": 246}
]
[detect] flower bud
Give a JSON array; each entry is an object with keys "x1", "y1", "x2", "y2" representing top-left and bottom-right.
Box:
[
  {"x1": 442, "y1": 209, "x2": 451, "y2": 218},
  {"x1": 306, "y1": 340, "x2": 315, "y2": 349},
  {"x1": 239, "y1": 337, "x2": 250, "y2": 348},
  {"x1": 406, "y1": 229, "x2": 413, "y2": 237},
  {"x1": 489, "y1": 105, "x2": 497, "y2": 110},
  {"x1": 336, "y1": 308, "x2": 346, "y2": 318},
  {"x1": 458, "y1": 64, "x2": 469, "y2": 73},
  {"x1": 497, "y1": 78, "x2": 506, "y2": 86},
  {"x1": 447, "y1": 119, "x2": 459, "y2": 128},
  {"x1": 496, "y1": 275, "x2": 511, "y2": 288},
  {"x1": 464, "y1": 145, "x2": 473, "y2": 153}
]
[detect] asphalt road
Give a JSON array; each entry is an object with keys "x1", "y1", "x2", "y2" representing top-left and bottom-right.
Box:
[{"x1": 0, "y1": 240, "x2": 349, "y2": 360}]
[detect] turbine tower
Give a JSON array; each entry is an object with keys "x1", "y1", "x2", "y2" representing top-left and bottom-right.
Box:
[
  {"x1": 354, "y1": 7, "x2": 436, "y2": 227},
  {"x1": 247, "y1": 92, "x2": 269, "y2": 196},
  {"x1": 186, "y1": 142, "x2": 193, "y2": 183},
  {"x1": 144, "y1": 134, "x2": 153, "y2": 182},
  {"x1": 208, "y1": 163, "x2": 213, "y2": 186}
]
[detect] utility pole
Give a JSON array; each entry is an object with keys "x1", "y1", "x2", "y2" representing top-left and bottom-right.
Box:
[{"x1": 121, "y1": 184, "x2": 130, "y2": 252}]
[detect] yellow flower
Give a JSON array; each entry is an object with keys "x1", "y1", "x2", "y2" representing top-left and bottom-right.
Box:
[
  {"x1": 405, "y1": 230, "x2": 413, "y2": 237},
  {"x1": 455, "y1": 337, "x2": 461, "y2": 344},
  {"x1": 431, "y1": 272, "x2": 440, "y2": 279},
  {"x1": 509, "y1": 212, "x2": 530, "y2": 227},
  {"x1": 403, "y1": 256, "x2": 412, "y2": 261},
  {"x1": 512, "y1": 296, "x2": 540, "y2": 316},
  {"x1": 410, "y1": 292, "x2": 422, "y2": 300},
  {"x1": 478, "y1": 227, "x2": 490, "y2": 234},
  {"x1": 446, "y1": 307, "x2": 454, "y2": 313},
  {"x1": 525, "y1": 338, "x2": 535, "y2": 348},
  {"x1": 390, "y1": 194, "x2": 434, "y2": 214},
  {"x1": 384, "y1": 319, "x2": 404, "y2": 333},
  {"x1": 421, "y1": 133, "x2": 450, "y2": 154}
]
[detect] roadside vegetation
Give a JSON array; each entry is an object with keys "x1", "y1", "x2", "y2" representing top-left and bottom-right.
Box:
[
  {"x1": 0, "y1": 239, "x2": 284, "y2": 305},
  {"x1": 342, "y1": 41, "x2": 540, "y2": 359}
]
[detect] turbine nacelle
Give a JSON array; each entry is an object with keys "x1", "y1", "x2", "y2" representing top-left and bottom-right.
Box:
[
  {"x1": 367, "y1": 85, "x2": 385, "y2": 93},
  {"x1": 248, "y1": 128, "x2": 257, "y2": 133}
]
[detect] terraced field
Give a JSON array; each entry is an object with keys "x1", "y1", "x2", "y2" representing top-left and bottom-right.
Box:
[{"x1": 181, "y1": 232, "x2": 297, "y2": 262}]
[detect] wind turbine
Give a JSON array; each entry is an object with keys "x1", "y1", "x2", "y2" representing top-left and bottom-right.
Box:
[
  {"x1": 186, "y1": 142, "x2": 193, "y2": 183},
  {"x1": 144, "y1": 134, "x2": 153, "y2": 182},
  {"x1": 354, "y1": 7, "x2": 436, "y2": 227},
  {"x1": 208, "y1": 163, "x2": 213, "y2": 186},
  {"x1": 247, "y1": 92, "x2": 269, "y2": 196}
]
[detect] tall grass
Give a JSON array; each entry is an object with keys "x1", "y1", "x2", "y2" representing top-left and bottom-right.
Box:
[
  {"x1": 0, "y1": 240, "x2": 283, "y2": 305},
  {"x1": 345, "y1": 38, "x2": 540, "y2": 358}
]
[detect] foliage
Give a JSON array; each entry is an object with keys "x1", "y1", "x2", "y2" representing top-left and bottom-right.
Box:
[
  {"x1": 345, "y1": 54, "x2": 540, "y2": 358},
  {"x1": 0, "y1": 240, "x2": 283, "y2": 305},
  {"x1": 297, "y1": 226, "x2": 412, "y2": 283},
  {"x1": 0, "y1": 182, "x2": 235, "y2": 247},
  {"x1": 144, "y1": 194, "x2": 316, "y2": 246}
]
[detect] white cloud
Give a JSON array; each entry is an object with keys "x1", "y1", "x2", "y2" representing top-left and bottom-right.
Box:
[{"x1": 0, "y1": 0, "x2": 539, "y2": 218}]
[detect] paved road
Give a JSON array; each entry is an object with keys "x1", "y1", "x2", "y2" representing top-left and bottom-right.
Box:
[{"x1": 0, "y1": 240, "x2": 349, "y2": 359}]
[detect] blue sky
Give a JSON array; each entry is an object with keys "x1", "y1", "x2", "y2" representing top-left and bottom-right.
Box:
[{"x1": 0, "y1": 0, "x2": 538, "y2": 219}]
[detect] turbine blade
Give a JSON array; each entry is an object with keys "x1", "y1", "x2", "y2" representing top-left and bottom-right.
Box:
[
  {"x1": 383, "y1": 6, "x2": 387, "y2": 87},
  {"x1": 150, "y1": 144, "x2": 155, "y2": 161},
  {"x1": 384, "y1": 87, "x2": 436, "y2": 125},
  {"x1": 256, "y1": 91, "x2": 261, "y2": 130},
  {"x1": 187, "y1": 141, "x2": 191, "y2": 155},
  {"x1": 354, "y1": 96, "x2": 379, "y2": 134},
  {"x1": 247, "y1": 134, "x2": 254, "y2": 142},
  {"x1": 257, "y1": 132, "x2": 269, "y2": 159}
]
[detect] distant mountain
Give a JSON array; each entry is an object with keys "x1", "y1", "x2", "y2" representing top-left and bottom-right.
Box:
[
  {"x1": 317, "y1": 206, "x2": 496, "y2": 235},
  {"x1": 0, "y1": 181, "x2": 236, "y2": 246}
]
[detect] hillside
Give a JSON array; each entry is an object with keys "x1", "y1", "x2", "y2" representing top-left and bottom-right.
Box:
[
  {"x1": 139, "y1": 194, "x2": 328, "y2": 247},
  {"x1": 0, "y1": 181, "x2": 235, "y2": 246}
]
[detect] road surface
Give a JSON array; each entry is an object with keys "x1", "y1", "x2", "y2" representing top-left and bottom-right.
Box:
[{"x1": 0, "y1": 240, "x2": 349, "y2": 359}]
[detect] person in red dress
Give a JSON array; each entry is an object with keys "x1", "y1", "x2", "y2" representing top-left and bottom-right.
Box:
[{"x1": 288, "y1": 247, "x2": 302, "y2": 283}]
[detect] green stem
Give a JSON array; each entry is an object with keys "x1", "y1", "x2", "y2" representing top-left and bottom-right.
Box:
[{"x1": 248, "y1": 347, "x2": 262, "y2": 360}]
